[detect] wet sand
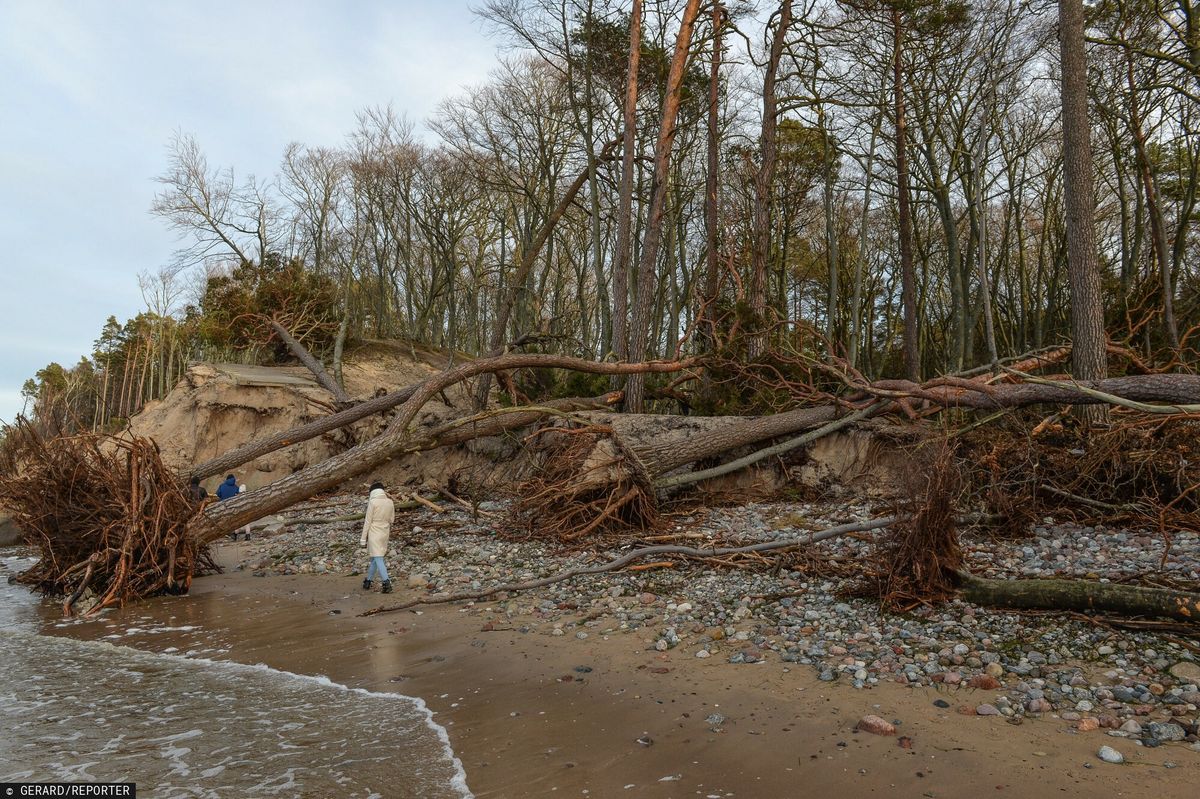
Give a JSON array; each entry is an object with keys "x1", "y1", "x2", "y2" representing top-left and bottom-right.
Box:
[{"x1": 49, "y1": 546, "x2": 1198, "y2": 798}]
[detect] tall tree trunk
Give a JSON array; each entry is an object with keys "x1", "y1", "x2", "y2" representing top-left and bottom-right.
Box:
[
  {"x1": 699, "y1": 1, "x2": 723, "y2": 352},
  {"x1": 974, "y1": 146, "x2": 1000, "y2": 369},
  {"x1": 625, "y1": 0, "x2": 702, "y2": 412},
  {"x1": 1058, "y1": 0, "x2": 1108, "y2": 421},
  {"x1": 748, "y1": 0, "x2": 792, "y2": 360},
  {"x1": 892, "y1": 5, "x2": 920, "y2": 382},
  {"x1": 820, "y1": 104, "x2": 840, "y2": 348},
  {"x1": 611, "y1": 0, "x2": 642, "y2": 365}
]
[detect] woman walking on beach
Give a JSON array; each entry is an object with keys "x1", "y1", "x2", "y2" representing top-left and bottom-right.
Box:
[{"x1": 361, "y1": 481, "x2": 396, "y2": 593}]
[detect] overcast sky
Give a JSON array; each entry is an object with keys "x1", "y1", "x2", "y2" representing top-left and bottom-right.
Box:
[{"x1": 0, "y1": 0, "x2": 500, "y2": 424}]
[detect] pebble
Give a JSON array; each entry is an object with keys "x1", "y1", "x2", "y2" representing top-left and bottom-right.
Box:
[
  {"x1": 975, "y1": 704, "x2": 1000, "y2": 716},
  {"x1": 1146, "y1": 722, "x2": 1186, "y2": 742},
  {"x1": 856, "y1": 715, "x2": 896, "y2": 736},
  {"x1": 1097, "y1": 745, "x2": 1124, "y2": 764},
  {"x1": 237, "y1": 495, "x2": 1200, "y2": 728}
]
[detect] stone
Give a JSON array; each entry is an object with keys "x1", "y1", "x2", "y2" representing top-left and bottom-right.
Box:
[
  {"x1": 975, "y1": 704, "x2": 1001, "y2": 716},
  {"x1": 1146, "y1": 722, "x2": 1186, "y2": 742},
  {"x1": 856, "y1": 715, "x2": 896, "y2": 736},
  {"x1": 1168, "y1": 662, "x2": 1200, "y2": 684},
  {"x1": 1027, "y1": 698, "x2": 1052, "y2": 714},
  {"x1": 407, "y1": 574, "x2": 429, "y2": 588},
  {"x1": 1119, "y1": 720, "x2": 1143, "y2": 734},
  {"x1": 695, "y1": 649, "x2": 711, "y2": 659},
  {"x1": 1076, "y1": 717, "x2": 1100, "y2": 732},
  {"x1": 639, "y1": 592, "x2": 657, "y2": 605},
  {"x1": 1097, "y1": 745, "x2": 1124, "y2": 764},
  {"x1": 969, "y1": 675, "x2": 1001, "y2": 690},
  {"x1": 984, "y1": 662, "x2": 1005, "y2": 679}
]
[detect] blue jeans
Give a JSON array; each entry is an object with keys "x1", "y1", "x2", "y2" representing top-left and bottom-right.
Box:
[{"x1": 366, "y1": 556, "x2": 389, "y2": 582}]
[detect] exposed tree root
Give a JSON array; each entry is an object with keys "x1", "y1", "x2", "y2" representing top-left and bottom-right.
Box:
[
  {"x1": 507, "y1": 424, "x2": 662, "y2": 545},
  {"x1": 852, "y1": 440, "x2": 963, "y2": 610},
  {"x1": 0, "y1": 422, "x2": 215, "y2": 616}
]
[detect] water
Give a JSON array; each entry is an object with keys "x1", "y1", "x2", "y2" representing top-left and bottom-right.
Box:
[{"x1": 0, "y1": 553, "x2": 472, "y2": 798}]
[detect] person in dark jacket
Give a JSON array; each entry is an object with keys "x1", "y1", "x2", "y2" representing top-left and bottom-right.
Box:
[
  {"x1": 216, "y1": 475, "x2": 239, "y2": 501},
  {"x1": 188, "y1": 476, "x2": 208, "y2": 503}
]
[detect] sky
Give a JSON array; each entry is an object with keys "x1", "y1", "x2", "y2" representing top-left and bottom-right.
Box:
[{"x1": 0, "y1": 0, "x2": 501, "y2": 424}]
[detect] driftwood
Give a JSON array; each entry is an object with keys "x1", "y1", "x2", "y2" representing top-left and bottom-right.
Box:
[
  {"x1": 958, "y1": 572, "x2": 1200, "y2": 624},
  {"x1": 360, "y1": 516, "x2": 899, "y2": 616}
]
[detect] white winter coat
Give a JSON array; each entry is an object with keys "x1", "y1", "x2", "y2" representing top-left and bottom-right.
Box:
[{"x1": 360, "y1": 488, "x2": 396, "y2": 557}]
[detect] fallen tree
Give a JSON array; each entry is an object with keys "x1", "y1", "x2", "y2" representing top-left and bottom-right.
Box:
[
  {"x1": 956, "y1": 571, "x2": 1200, "y2": 623},
  {"x1": 192, "y1": 354, "x2": 695, "y2": 541},
  {"x1": 266, "y1": 318, "x2": 351, "y2": 405}
]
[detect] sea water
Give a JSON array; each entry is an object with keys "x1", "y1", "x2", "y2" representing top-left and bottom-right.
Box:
[{"x1": 0, "y1": 553, "x2": 472, "y2": 798}]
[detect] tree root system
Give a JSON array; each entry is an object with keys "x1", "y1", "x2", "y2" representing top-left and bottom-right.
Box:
[{"x1": 0, "y1": 421, "x2": 215, "y2": 616}]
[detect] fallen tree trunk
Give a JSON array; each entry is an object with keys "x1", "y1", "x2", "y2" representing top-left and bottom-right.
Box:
[
  {"x1": 867, "y1": 374, "x2": 1200, "y2": 410},
  {"x1": 957, "y1": 571, "x2": 1200, "y2": 623},
  {"x1": 267, "y1": 319, "x2": 352, "y2": 405},
  {"x1": 631, "y1": 405, "x2": 842, "y2": 476},
  {"x1": 361, "y1": 515, "x2": 898, "y2": 615},
  {"x1": 654, "y1": 402, "x2": 887, "y2": 490},
  {"x1": 191, "y1": 355, "x2": 693, "y2": 540},
  {"x1": 190, "y1": 382, "x2": 418, "y2": 481}
]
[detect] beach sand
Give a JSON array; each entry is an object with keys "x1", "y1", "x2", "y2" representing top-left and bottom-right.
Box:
[{"x1": 43, "y1": 542, "x2": 1196, "y2": 799}]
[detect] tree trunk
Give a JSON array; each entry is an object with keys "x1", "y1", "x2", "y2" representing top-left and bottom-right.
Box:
[
  {"x1": 625, "y1": 0, "x2": 702, "y2": 413},
  {"x1": 268, "y1": 320, "x2": 351, "y2": 405},
  {"x1": 1058, "y1": 0, "x2": 1108, "y2": 422},
  {"x1": 611, "y1": 0, "x2": 642, "y2": 365},
  {"x1": 699, "y1": 1, "x2": 723, "y2": 353},
  {"x1": 1125, "y1": 55, "x2": 1181, "y2": 353},
  {"x1": 850, "y1": 92, "x2": 885, "y2": 370},
  {"x1": 958, "y1": 571, "x2": 1200, "y2": 623},
  {"x1": 892, "y1": 6, "x2": 920, "y2": 382},
  {"x1": 748, "y1": 0, "x2": 792, "y2": 360}
]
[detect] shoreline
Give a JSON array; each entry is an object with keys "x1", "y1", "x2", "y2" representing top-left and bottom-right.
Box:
[{"x1": 35, "y1": 533, "x2": 1199, "y2": 798}]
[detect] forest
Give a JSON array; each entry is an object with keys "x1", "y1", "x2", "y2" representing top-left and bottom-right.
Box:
[{"x1": 20, "y1": 0, "x2": 1200, "y2": 432}]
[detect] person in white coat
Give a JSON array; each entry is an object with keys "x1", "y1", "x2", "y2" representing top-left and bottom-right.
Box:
[{"x1": 360, "y1": 481, "x2": 396, "y2": 593}]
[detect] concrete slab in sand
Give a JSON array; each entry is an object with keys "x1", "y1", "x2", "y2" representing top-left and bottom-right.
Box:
[{"x1": 208, "y1": 363, "x2": 321, "y2": 389}]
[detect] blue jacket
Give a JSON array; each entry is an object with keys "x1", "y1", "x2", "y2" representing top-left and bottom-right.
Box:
[{"x1": 216, "y1": 476, "x2": 240, "y2": 501}]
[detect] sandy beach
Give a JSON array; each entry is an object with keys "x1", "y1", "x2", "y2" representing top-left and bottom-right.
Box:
[{"x1": 37, "y1": 536, "x2": 1196, "y2": 799}]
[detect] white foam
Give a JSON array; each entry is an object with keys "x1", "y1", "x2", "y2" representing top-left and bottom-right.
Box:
[{"x1": 0, "y1": 628, "x2": 473, "y2": 798}]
